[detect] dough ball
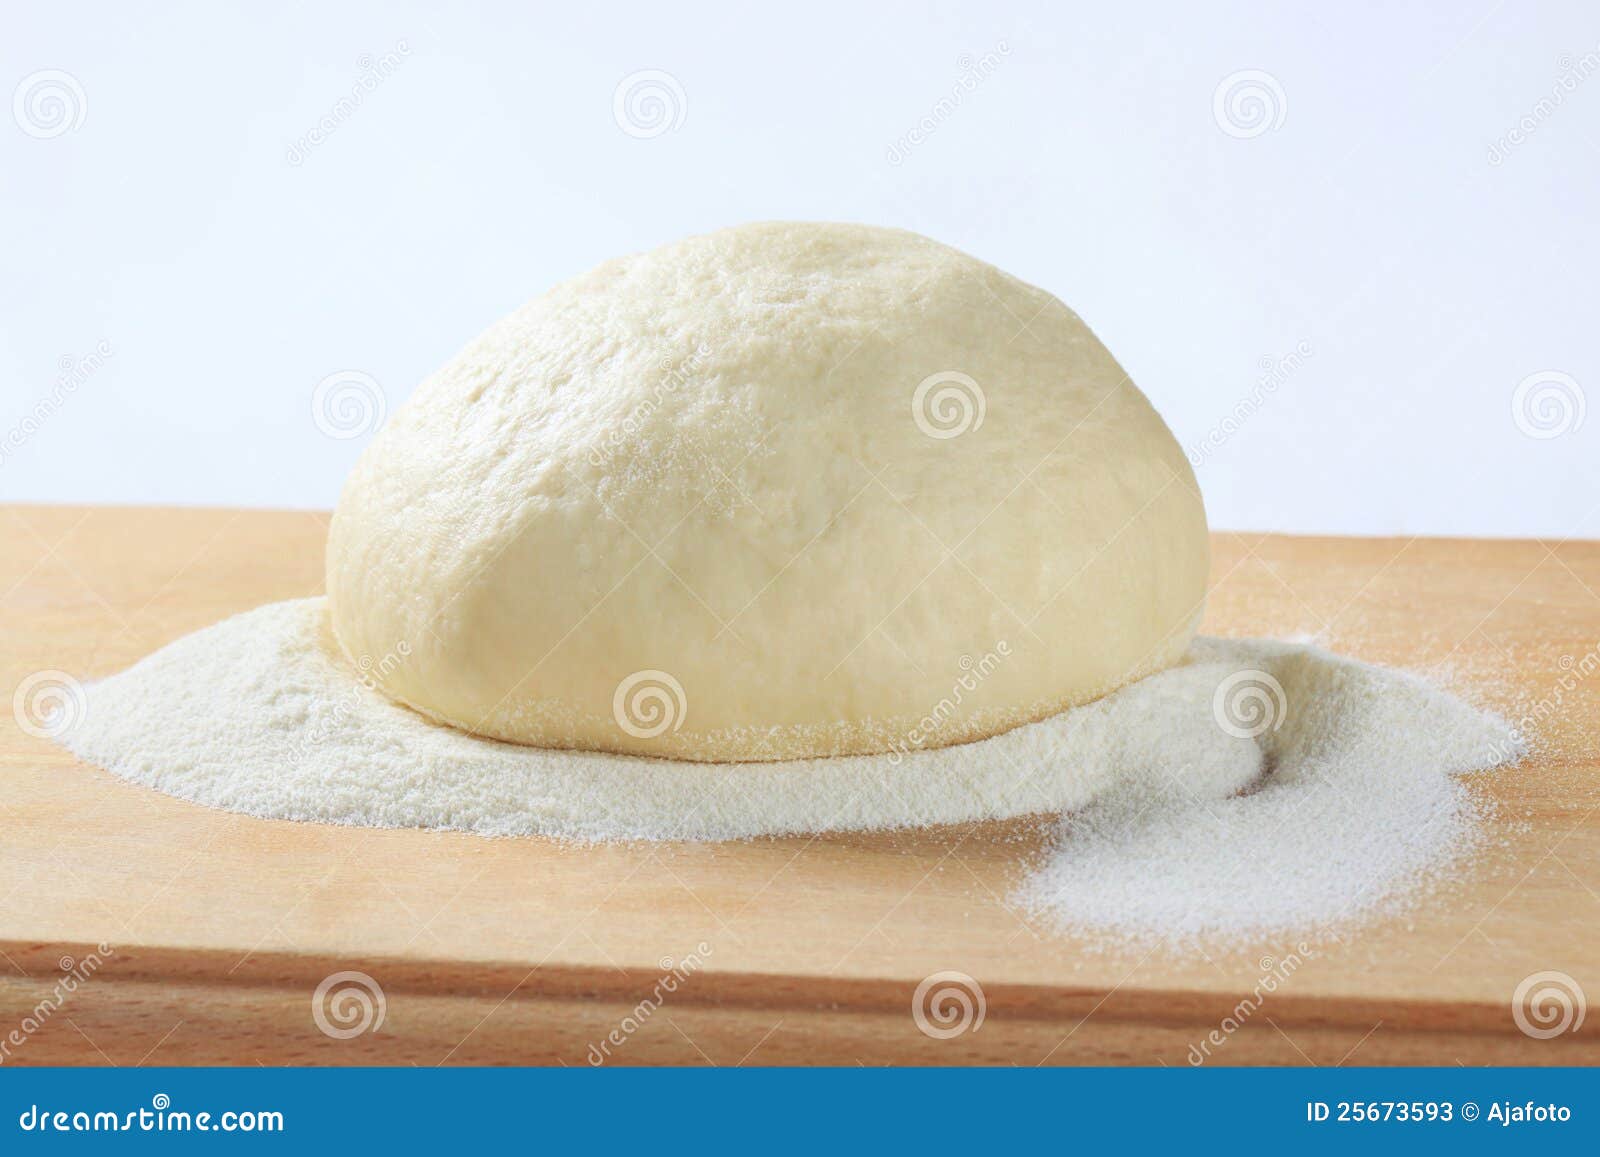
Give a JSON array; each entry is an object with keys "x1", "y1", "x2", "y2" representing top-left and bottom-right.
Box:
[{"x1": 327, "y1": 223, "x2": 1208, "y2": 761}]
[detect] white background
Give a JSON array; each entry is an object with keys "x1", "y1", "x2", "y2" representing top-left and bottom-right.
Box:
[{"x1": 3, "y1": 0, "x2": 1596, "y2": 537}]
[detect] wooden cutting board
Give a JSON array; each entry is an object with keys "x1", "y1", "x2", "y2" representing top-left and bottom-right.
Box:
[{"x1": 1, "y1": 505, "x2": 1595, "y2": 1066}]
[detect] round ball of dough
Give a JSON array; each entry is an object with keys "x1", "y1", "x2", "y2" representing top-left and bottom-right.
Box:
[{"x1": 327, "y1": 222, "x2": 1208, "y2": 762}]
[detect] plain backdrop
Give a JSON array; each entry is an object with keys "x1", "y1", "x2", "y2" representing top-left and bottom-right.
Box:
[{"x1": 3, "y1": 0, "x2": 1597, "y2": 537}]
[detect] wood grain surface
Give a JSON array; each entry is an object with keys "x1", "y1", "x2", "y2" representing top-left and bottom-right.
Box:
[{"x1": 1, "y1": 505, "x2": 1596, "y2": 1066}]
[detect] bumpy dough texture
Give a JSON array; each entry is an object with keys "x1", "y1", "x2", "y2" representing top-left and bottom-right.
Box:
[{"x1": 327, "y1": 222, "x2": 1209, "y2": 761}]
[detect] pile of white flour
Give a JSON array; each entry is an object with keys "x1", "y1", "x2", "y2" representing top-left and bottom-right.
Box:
[
  {"x1": 1014, "y1": 641, "x2": 1523, "y2": 942},
  {"x1": 59, "y1": 597, "x2": 1523, "y2": 942}
]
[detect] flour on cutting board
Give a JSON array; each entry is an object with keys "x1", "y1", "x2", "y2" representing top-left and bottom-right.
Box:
[{"x1": 57, "y1": 597, "x2": 1524, "y2": 945}]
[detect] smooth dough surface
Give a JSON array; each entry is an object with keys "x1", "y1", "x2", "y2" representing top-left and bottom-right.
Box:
[{"x1": 327, "y1": 222, "x2": 1209, "y2": 761}]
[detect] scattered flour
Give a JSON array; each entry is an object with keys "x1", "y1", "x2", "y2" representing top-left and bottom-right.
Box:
[
  {"x1": 1015, "y1": 638, "x2": 1523, "y2": 943},
  {"x1": 58, "y1": 598, "x2": 1524, "y2": 942}
]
